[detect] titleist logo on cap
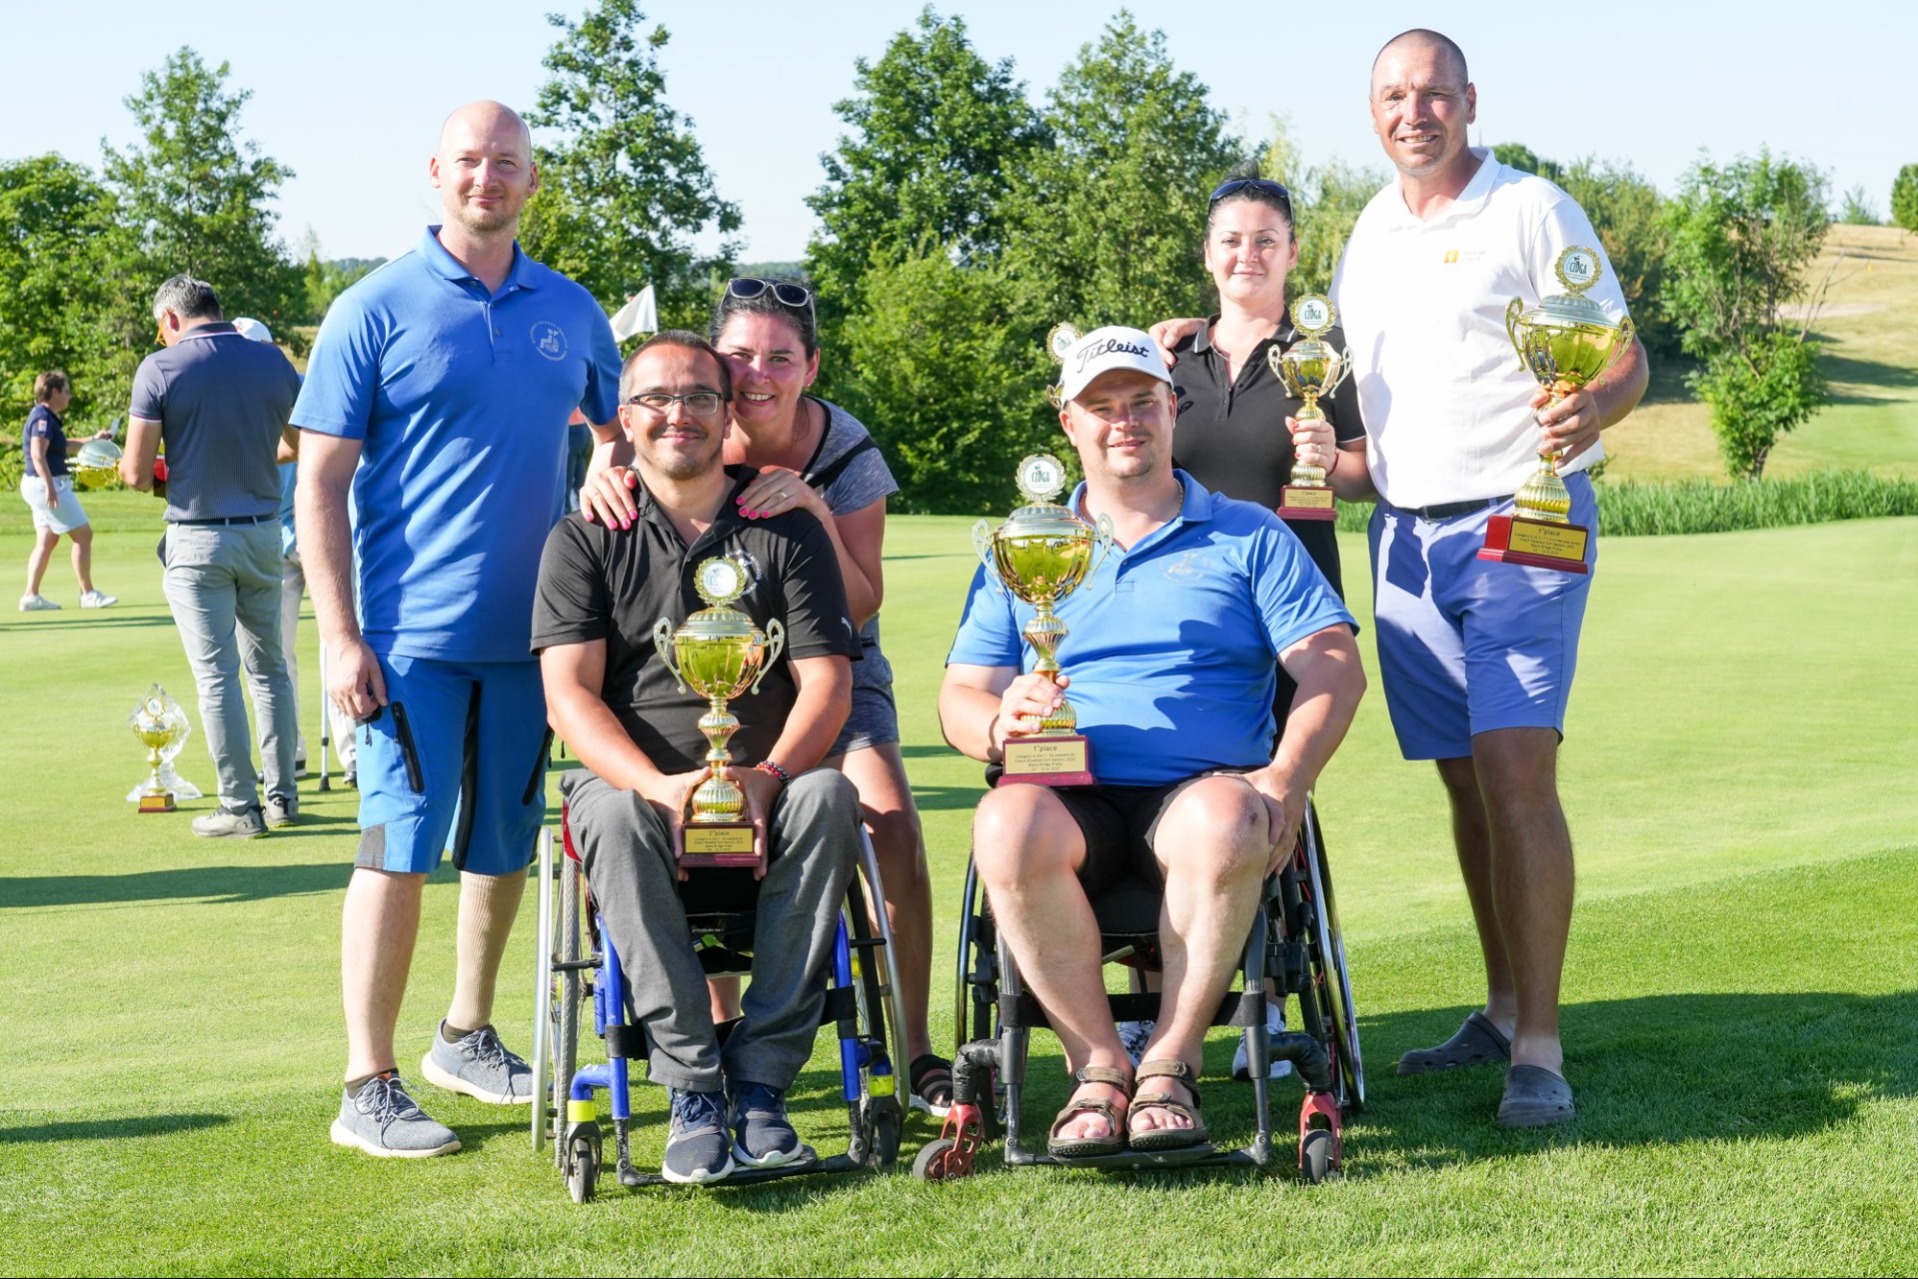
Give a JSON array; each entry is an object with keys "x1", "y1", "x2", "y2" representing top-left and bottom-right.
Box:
[{"x1": 1074, "y1": 336, "x2": 1154, "y2": 373}]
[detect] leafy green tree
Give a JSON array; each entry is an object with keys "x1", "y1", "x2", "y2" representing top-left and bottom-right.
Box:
[
  {"x1": 300, "y1": 240, "x2": 384, "y2": 322},
  {"x1": 1002, "y1": 13, "x2": 1240, "y2": 328},
  {"x1": 1889, "y1": 164, "x2": 1918, "y2": 232},
  {"x1": 1255, "y1": 119, "x2": 1385, "y2": 300},
  {"x1": 805, "y1": 7, "x2": 1044, "y2": 321},
  {"x1": 520, "y1": 0, "x2": 739, "y2": 328},
  {"x1": 1491, "y1": 142, "x2": 1564, "y2": 184},
  {"x1": 1839, "y1": 184, "x2": 1880, "y2": 225},
  {"x1": 1662, "y1": 150, "x2": 1831, "y2": 478},
  {"x1": 103, "y1": 48, "x2": 305, "y2": 336},
  {"x1": 0, "y1": 155, "x2": 145, "y2": 426},
  {"x1": 1557, "y1": 157, "x2": 1676, "y2": 356}
]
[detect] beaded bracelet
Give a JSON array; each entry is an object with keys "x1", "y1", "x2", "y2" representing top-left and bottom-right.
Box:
[{"x1": 755, "y1": 759, "x2": 791, "y2": 785}]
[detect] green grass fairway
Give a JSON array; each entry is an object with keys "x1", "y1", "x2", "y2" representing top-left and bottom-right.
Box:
[{"x1": 3, "y1": 498, "x2": 1916, "y2": 1274}]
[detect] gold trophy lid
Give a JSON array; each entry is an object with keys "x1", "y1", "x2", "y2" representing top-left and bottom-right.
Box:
[
  {"x1": 1044, "y1": 324, "x2": 1082, "y2": 410},
  {"x1": 1003, "y1": 454, "x2": 1086, "y2": 536},
  {"x1": 678, "y1": 555, "x2": 758, "y2": 640},
  {"x1": 1290, "y1": 295, "x2": 1336, "y2": 338},
  {"x1": 1521, "y1": 246, "x2": 1614, "y2": 330}
]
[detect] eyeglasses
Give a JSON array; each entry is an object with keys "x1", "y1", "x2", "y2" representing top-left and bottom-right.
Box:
[
  {"x1": 725, "y1": 277, "x2": 814, "y2": 312},
  {"x1": 624, "y1": 391, "x2": 726, "y2": 415},
  {"x1": 1208, "y1": 177, "x2": 1293, "y2": 215}
]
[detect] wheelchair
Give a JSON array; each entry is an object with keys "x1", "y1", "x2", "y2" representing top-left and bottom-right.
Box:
[
  {"x1": 529, "y1": 808, "x2": 907, "y2": 1200},
  {"x1": 916, "y1": 797, "x2": 1362, "y2": 1184}
]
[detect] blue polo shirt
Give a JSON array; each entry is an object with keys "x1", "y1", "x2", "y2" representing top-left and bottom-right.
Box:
[
  {"x1": 947, "y1": 473, "x2": 1356, "y2": 786},
  {"x1": 22, "y1": 405, "x2": 67, "y2": 480},
  {"x1": 293, "y1": 227, "x2": 621, "y2": 663}
]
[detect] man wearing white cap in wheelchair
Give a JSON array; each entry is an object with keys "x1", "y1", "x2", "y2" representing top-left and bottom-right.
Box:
[
  {"x1": 939, "y1": 326, "x2": 1366, "y2": 1157},
  {"x1": 534, "y1": 331, "x2": 865, "y2": 1184}
]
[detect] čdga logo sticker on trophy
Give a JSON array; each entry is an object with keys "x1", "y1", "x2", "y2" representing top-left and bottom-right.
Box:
[
  {"x1": 1269, "y1": 294, "x2": 1351, "y2": 522},
  {"x1": 1481, "y1": 245, "x2": 1635, "y2": 574},
  {"x1": 972, "y1": 451, "x2": 1113, "y2": 787},
  {"x1": 652, "y1": 555, "x2": 785, "y2": 868}
]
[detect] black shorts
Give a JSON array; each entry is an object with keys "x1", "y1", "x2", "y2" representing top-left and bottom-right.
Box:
[{"x1": 1051, "y1": 778, "x2": 1216, "y2": 899}]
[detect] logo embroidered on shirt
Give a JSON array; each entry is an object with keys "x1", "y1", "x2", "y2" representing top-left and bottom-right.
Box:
[
  {"x1": 1162, "y1": 550, "x2": 1211, "y2": 581},
  {"x1": 530, "y1": 322, "x2": 568, "y2": 361}
]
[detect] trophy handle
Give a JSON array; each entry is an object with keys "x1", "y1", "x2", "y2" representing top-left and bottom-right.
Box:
[
  {"x1": 1504, "y1": 297, "x2": 1526, "y2": 358},
  {"x1": 652, "y1": 617, "x2": 686, "y2": 693},
  {"x1": 1325, "y1": 346, "x2": 1353, "y2": 398},
  {"x1": 1089, "y1": 513, "x2": 1116, "y2": 577},
  {"x1": 972, "y1": 519, "x2": 1002, "y2": 591},
  {"x1": 750, "y1": 620, "x2": 786, "y2": 696},
  {"x1": 1605, "y1": 315, "x2": 1637, "y2": 376}
]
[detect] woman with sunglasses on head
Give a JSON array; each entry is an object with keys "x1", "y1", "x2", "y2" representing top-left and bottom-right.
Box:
[{"x1": 580, "y1": 277, "x2": 952, "y2": 1117}]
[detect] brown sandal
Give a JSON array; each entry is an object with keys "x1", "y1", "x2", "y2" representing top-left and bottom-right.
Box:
[
  {"x1": 1128, "y1": 1058, "x2": 1209, "y2": 1152},
  {"x1": 1047, "y1": 1065, "x2": 1132, "y2": 1158}
]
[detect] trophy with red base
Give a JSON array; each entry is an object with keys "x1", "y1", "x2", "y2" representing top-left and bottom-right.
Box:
[
  {"x1": 1480, "y1": 246, "x2": 1635, "y2": 574},
  {"x1": 1269, "y1": 295, "x2": 1350, "y2": 522}
]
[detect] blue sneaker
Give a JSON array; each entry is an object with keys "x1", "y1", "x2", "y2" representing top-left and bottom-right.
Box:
[
  {"x1": 421, "y1": 1021, "x2": 532, "y2": 1104},
  {"x1": 728, "y1": 1081, "x2": 809, "y2": 1169},
  {"x1": 663, "y1": 1088, "x2": 734, "y2": 1184},
  {"x1": 330, "y1": 1072, "x2": 461, "y2": 1158}
]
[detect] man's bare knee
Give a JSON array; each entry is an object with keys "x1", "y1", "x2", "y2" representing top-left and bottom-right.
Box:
[
  {"x1": 972, "y1": 786, "x2": 1076, "y2": 886},
  {"x1": 1157, "y1": 776, "x2": 1268, "y2": 881}
]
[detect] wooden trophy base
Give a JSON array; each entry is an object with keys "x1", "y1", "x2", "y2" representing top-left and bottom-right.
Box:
[
  {"x1": 137, "y1": 792, "x2": 176, "y2": 814},
  {"x1": 1276, "y1": 485, "x2": 1338, "y2": 522},
  {"x1": 1479, "y1": 514, "x2": 1590, "y2": 574},
  {"x1": 1001, "y1": 734, "x2": 1094, "y2": 788},
  {"x1": 679, "y1": 820, "x2": 763, "y2": 870}
]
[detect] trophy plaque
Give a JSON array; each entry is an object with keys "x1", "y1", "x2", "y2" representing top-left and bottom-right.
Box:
[
  {"x1": 1480, "y1": 246, "x2": 1635, "y2": 575},
  {"x1": 652, "y1": 555, "x2": 785, "y2": 869},
  {"x1": 972, "y1": 453, "x2": 1112, "y2": 787},
  {"x1": 1269, "y1": 295, "x2": 1350, "y2": 522}
]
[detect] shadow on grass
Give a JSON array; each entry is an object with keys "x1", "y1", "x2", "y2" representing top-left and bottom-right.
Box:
[
  {"x1": 0, "y1": 1113, "x2": 229, "y2": 1144},
  {"x1": 1818, "y1": 351, "x2": 1918, "y2": 403},
  {"x1": 1, "y1": 861, "x2": 350, "y2": 908},
  {"x1": 0, "y1": 614, "x2": 177, "y2": 634}
]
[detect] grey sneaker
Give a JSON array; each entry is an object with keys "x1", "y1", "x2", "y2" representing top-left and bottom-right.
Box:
[
  {"x1": 663, "y1": 1088, "x2": 734, "y2": 1184},
  {"x1": 420, "y1": 1021, "x2": 532, "y2": 1104},
  {"x1": 1233, "y1": 999, "x2": 1296, "y2": 1081},
  {"x1": 1117, "y1": 1018, "x2": 1155, "y2": 1069},
  {"x1": 264, "y1": 796, "x2": 298, "y2": 828},
  {"x1": 330, "y1": 1072, "x2": 461, "y2": 1158},
  {"x1": 191, "y1": 807, "x2": 265, "y2": 839},
  {"x1": 728, "y1": 1080, "x2": 808, "y2": 1169},
  {"x1": 18, "y1": 594, "x2": 59, "y2": 611}
]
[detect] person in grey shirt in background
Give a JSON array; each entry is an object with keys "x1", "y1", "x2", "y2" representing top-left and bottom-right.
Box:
[{"x1": 121, "y1": 277, "x2": 304, "y2": 838}]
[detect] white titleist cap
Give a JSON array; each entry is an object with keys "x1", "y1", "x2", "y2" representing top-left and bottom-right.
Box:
[
  {"x1": 1059, "y1": 325, "x2": 1173, "y2": 403},
  {"x1": 232, "y1": 316, "x2": 274, "y2": 344}
]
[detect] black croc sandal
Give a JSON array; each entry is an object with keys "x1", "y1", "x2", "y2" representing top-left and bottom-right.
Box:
[
  {"x1": 1047, "y1": 1065, "x2": 1132, "y2": 1159},
  {"x1": 1127, "y1": 1058, "x2": 1208, "y2": 1152},
  {"x1": 1396, "y1": 1011, "x2": 1512, "y2": 1076},
  {"x1": 908, "y1": 1053, "x2": 953, "y2": 1118}
]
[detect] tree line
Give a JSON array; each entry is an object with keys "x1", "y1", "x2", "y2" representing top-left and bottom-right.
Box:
[{"x1": 1, "y1": 3, "x2": 1895, "y2": 500}]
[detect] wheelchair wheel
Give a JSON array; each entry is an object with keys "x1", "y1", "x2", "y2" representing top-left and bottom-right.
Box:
[
  {"x1": 532, "y1": 831, "x2": 555, "y2": 1153},
  {"x1": 1301, "y1": 807, "x2": 1365, "y2": 1111},
  {"x1": 565, "y1": 1126, "x2": 600, "y2": 1204},
  {"x1": 914, "y1": 1137, "x2": 959, "y2": 1182},
  {"x1": 865, "y1": 1095, "x2": 903, "y2": 1169},
  {"x1": 551, "y1": 852, "x2": 583, "y2": 1169},
  {"x1": 1300, "y1": 1128, "x2": 1337, "y2": 1185}
]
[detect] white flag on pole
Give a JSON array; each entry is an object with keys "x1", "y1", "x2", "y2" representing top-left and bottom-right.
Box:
[{"x1": 609, "y1": 284, "x2": 657, "y2": 342}]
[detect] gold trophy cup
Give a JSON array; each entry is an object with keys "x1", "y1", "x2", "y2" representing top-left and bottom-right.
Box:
[
  {"x1": 71, "y1": 438, "x2": 124, "y2": 492},
  {"x1": 1480, "y1": 245, "x2": 1635, "y2": 574},
  {"x1": 129, "y1": 687, "x2": 177, "y2": 813},
  {"x1": 1269, "y1": 294, "x2": 1350, "y2": 522},
  {"x1": 652, "y1": 555, "x2": 785, "y2": 868},
  {"x1": 972, "y1": 453, "x2": 1113, "y2": 787}
]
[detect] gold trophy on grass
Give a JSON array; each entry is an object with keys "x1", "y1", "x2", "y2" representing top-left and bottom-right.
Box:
[
  {"x1": 973, "y1": 451, "x2": 1113, "y2": 787},
  {"x1": 129, "y1": 686, "x2": 180, "y2": 813},
  {"x1": 1480, "y1": 246, "x2": 1635, "y2": 574},
  {"x1": 1269, "y1": 294, "x2": 1349, "y2": 522},
  {"x1": 653, "y1": 555, "x2": 785, "y2": 868}
]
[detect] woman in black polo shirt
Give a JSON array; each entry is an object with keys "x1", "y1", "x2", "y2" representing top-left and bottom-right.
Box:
[{"x1": 1164, "y1": 172, "x2": 1365, "y2": 599}]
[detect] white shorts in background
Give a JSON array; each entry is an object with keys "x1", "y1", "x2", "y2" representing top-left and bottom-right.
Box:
[{"x1": 19, "y1": 475, "x2": 89, "y2": 535}]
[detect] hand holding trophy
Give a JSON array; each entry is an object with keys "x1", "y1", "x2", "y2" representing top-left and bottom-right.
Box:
[
  {"x1": 1480, "y1": 246, "x2": 1635, "y2": 574},
  {"x1": 1269, "y1": 294, "x2": 1350, "y2": 521},
  {"x1": 652, "y1": 555, "x2": 785, "y2": 869}
]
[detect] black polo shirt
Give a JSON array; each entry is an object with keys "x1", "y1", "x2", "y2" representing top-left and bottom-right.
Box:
[
  {"x1": 1169, "y1": 318, "x2": 1365, "y2": 600},
  {"x1": 530, "y1": 465, "x2": 862, "y2": 774}
]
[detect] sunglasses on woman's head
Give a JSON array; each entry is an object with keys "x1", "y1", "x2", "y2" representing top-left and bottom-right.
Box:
[
  {"x1": 1208, "y1": 177, "x2": 1293, "y2": 215},
  {"x1": 726, "y1": 277, "x2": 814, "y2": 312}
]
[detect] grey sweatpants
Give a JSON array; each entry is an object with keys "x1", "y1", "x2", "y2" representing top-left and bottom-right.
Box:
[
  {"x1": 162, "y1": 522, "x2": 297, "y2": 812},
  {"x1": 562, "y1": 767, "x2": 859, "y2": 1093}
]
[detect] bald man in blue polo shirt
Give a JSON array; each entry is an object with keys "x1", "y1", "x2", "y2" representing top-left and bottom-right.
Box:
[
  {"x1": 295, "y1": 100, "x2": 621, "y2": 1157},
  {"x1": 939, "y1": 327, "x2": 1366, "y2": 1158}
]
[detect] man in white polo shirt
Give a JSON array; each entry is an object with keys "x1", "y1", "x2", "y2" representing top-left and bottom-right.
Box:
[{"x1": 1329, "y1": 29, "x2": 1648, "y2": 1127}]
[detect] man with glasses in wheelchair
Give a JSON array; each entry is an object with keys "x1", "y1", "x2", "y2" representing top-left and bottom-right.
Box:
[
  {"x1": 533, "y1": 331, "x2": 865, "y2": 1184},
  {"x1": 938, "y1": 327, "x2": 1366, "y2": 1157}
]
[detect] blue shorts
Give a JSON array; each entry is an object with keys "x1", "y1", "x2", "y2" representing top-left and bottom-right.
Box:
[
  {"x1": 353, "y1": 654, "x2": 550, "y2": 876},
  {"x1": 1368, "y1": 474, "x2": 1597, "y2": 761}
]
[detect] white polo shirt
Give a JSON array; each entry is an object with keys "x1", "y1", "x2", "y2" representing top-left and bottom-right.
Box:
[{"x1": 1331, "y1": 149, "x2": 1630, "y2": 509}]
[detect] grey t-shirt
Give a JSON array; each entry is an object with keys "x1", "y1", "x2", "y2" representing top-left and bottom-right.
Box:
[
  {"x1": 805, "y1": 400, "x2": 900, "y2": 686},
  {"x1": 130, "y1": 323, "x2": 301, "y2": 521}
]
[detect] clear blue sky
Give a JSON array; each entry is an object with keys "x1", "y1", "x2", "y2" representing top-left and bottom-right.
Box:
[{"x1": 4, "y1": 1, "x2": 1908, "y2": 265}]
